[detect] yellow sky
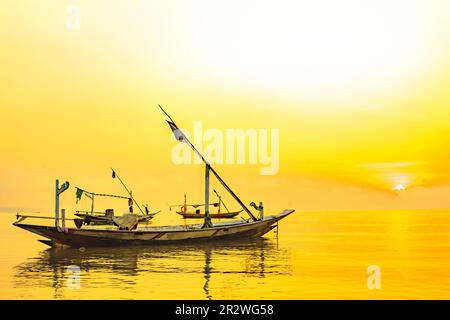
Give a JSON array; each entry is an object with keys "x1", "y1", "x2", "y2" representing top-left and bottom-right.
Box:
[{"x1": 1, "y1": 0, "x2": 450, "y2": 213}]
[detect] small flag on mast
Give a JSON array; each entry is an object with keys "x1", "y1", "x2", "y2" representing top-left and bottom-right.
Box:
[
  {"x1": 112, "y1": 169, "x2": 116, "y2": 178},
  {"x1": 167, "y1": 120, "x2": 187, "y2": 143},
  {"x1": 76, "y1": 188, "x2": 84, "y2": 203}
]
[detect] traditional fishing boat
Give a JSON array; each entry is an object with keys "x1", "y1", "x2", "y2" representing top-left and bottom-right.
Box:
[
  {"x1": 13, "y1": 106, "x2": 294, "y2": 247},
  {"x1": 170, "y1": 191, "x2": 242, "y2": 219},
  {"x1": 14, "y1": 210, "x2": 293, "y2": 247}
]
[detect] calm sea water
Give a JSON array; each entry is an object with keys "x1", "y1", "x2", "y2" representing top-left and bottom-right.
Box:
[{"x1": 1, "y1": 210, "x2": 450, "y2": 299}]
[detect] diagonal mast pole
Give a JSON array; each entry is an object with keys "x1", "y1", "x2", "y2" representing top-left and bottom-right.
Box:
[
  {"x1": 159, "y1": 105, "x2": 256, "y2": 221},
  {"x1": 111, "y1": 168, "x2": 145, "y2": 215}
]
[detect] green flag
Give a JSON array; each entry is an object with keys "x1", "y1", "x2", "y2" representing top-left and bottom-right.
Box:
[{"x1": 76, "y1": 188, "x2": 84, "y2": 203}]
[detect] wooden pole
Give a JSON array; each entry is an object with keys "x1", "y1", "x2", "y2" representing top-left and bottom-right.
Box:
[
  {"x1": 16, "y1": 214, "x2": 77, "y2": 221},
  {"x1": 55, "y1": 179, "x2": 59, "y2": 229},
  {"x1": 61, "y1": 208, "x2": 66, "y2": 232},
  {"x1": 202, "y1": 164, "x2": 212, "y2": 228},
  {"x1": 55, "y1": 179, "x2": 70, "y2": 230}
]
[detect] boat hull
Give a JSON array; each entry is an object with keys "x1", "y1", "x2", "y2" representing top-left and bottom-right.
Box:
[{"x1": 14, "y1": 209, "x2": 294, "y2": 248}]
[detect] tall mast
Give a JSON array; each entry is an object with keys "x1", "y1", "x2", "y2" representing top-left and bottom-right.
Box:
[
  {"x1": 159, "y1": 105, "x2": 257, "y2": 222},
  {"x1": 204, "y1": 163, "x2": 212, "y2": 228}
]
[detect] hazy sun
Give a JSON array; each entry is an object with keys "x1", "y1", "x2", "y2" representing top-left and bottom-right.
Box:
[
  {"x1": 178, "y1": 0, "x2": 433, "y2": 104},
  {"x1": 393, "y1": 184, "x2": 407, "y2": 192}
]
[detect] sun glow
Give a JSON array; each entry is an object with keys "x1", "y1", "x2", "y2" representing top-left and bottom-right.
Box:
[
  {"x1": 174, "y1": 0, "x2": 435, "y2": 105},
  {"x1": 393, "y1": 184, "x2": 407, "y2": 192}
]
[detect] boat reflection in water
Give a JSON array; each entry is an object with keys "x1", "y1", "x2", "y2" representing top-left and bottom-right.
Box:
[{"x1": 14, "y1": 238, "x2": 292, "y2": 299}]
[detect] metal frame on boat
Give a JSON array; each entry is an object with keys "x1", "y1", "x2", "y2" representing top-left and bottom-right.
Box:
[
  {"x1": 74, "y1": 211, "x2": 157, "y2": 226},
  {"x1": 170, "y1": 191, "x2": 242, "y2": 219}
]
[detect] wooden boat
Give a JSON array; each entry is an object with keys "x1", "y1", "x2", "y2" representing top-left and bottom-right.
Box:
[
  {"x1": 13, "y1": 106, "x2": 294, "y2": 247},
  {"x1": 14, "y1": 209, "x2": 293, "y2": 247}
]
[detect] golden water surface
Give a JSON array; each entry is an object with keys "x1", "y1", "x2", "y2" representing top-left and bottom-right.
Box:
[{"x1": 1, "y1": 210, "x2": 450, "y2": 299}]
